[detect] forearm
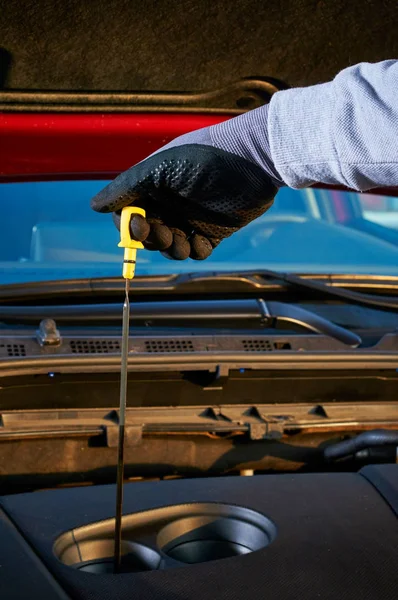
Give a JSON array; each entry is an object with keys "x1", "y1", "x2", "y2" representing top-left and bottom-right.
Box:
[
  {"x1": 92, "y1": 60, "x2": 398, "y2": 261},
  {"x1": 268, "y1": 60, "x2": 398, "y2": 191}
]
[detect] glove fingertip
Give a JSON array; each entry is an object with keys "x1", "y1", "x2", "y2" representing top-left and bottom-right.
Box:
[
  {"x1": 145, "y1": 222, "x2": 173, "y2": 250},
  {"x1": 161, "y1": 231, "x2": 191, "y2": 260},
  {"x1": 189, "y1": 234, "x2": 213, "y2": 260},
  {"x1": 130, "y1": 215, "x2": 150, "y2": 242},
  {"x1": 170, "y1": 235, "x2": 191, "y2": 260}
]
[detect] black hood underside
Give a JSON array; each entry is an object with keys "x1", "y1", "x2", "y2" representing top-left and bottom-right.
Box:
[{"x1": 1, "y1": 0, "x2": 398, "y2": 95}]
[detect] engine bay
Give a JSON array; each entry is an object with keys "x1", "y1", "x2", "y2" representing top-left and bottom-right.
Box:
[{"x1": 1, "y1": 465, "x2": 397, "y2": 599}]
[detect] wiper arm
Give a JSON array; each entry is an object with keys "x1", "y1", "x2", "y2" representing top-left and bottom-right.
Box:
[
  {"x1": 264, "y1": 301, "x2": 361, "y2": 347},
  {"x1": 0, "y1": 270, "x2": 396, "y2": 312},
  {"x1": 0, "y1": 298, "x2": 361, "y2": 346},
  {"x1": 175, "y1": 269, "x2": 398, "y2": 312},
  {"x1": 261, "y1": 269, "x2": 398, "y2": 312}
]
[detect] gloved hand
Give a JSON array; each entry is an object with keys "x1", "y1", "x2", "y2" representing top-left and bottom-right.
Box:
[{"x1": 91, "y1": 103, "x2": 283, "y2": 260}]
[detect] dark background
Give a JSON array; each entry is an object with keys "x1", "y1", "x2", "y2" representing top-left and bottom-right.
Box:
[{"x1": 1, "y1": 0, "x2": 398, "y2": 92}]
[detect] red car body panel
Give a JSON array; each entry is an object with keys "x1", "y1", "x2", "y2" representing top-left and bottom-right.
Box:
[
  {"x1": 0, "y1": 113, "x2": 228, "y2": 182},
  {"x1": 0, "y1": 112, "x2": 397, "y2": 202}
]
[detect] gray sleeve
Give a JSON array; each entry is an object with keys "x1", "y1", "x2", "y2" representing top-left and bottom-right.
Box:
[{"x1": 268, "y1": 60, "x2": 398, "y2": 191}]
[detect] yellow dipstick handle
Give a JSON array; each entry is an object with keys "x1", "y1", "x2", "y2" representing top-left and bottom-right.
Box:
[
  {"x1": 115, "y1": 205, "x2": 146, "y2": 572},
  {"x1": 118, "y1": 207, "x2": 146, "y2": 279}
]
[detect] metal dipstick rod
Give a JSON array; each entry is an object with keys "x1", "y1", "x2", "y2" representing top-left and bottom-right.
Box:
[
  {"x1": 114, "y1": 207, "x2": 146, "y2": 574},
  {"x1": 114, "y1": 278, "x2": 130, "y2": 572}
]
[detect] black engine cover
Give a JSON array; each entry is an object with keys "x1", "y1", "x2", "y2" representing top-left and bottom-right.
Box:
[{"x1": 0, "y1": 465, "x2": 397, "y2": 599}]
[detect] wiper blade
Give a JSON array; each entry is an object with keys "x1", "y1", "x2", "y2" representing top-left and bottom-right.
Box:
[
  {"x1": 0, "y1": 270, "x2": 396, "y2": 312},
  {"x1": 262, "y1": 269, "x2": 398, "y2": 312},
  {"x1": 171, "y1": 269, "x2": 398, "y2": 312},
  {"x1": 265, "y1": 301, "x2": 360, "y2": 347},
  {"x1": 0, "y1": 298, "x2": 361, "y2": 346}
]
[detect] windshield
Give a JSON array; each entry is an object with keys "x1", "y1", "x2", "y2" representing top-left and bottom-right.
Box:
[{"x1": 1, "y1": 181, "x2": 398, "y2": 284}]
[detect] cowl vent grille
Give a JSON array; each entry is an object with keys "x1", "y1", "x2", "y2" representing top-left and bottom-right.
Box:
[
  {"x1": 242, "y1": 339, "x2": 292, "y2": 352},
  {"x1": 242, "y1": 339, "x2": 274, "y2": 352},
  {"x1": 70, "y1": 340, "x2": 121, "y2": 354},
  {"x1": 145, "y1": 340, "x2": 194, "y2": 353},
  {"x1": 0, "y1": 343, "x2": 27, "y2": 357}
]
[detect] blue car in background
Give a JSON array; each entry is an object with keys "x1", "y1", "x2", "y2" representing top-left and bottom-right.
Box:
[{"x1": 1, "y1": 180, "x2": 398, "y2": 284}]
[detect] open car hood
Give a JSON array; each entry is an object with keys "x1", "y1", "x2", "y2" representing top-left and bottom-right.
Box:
[
  {"x1": 1, "y1": 0, "x2": 398, "y2": 193},
  {"x1": 2, "y1": 1, "x2": 397, "y2": 93}
]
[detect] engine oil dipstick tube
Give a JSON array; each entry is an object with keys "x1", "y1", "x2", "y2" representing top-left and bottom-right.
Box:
[{"x1": 114, "y1": 206, "x2": 146, "y2": 573}]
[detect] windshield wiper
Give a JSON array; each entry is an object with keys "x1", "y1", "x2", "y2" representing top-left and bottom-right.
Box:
[
  {"x1": 169, "y1": 269, "x2": 398, "y2": 311},
  {"x1": 0, "y1": 270, "x2": 396, "y2": 311},
  {"x1": 261, "y1": 269, "x2": 398, "y2": 311},
  {"x1": 0, "y1": 299, "x2": 361, "y2": 346}
]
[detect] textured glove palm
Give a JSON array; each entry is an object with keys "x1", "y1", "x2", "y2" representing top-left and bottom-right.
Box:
[{"x1": 91, "y1": 121, "x2": 278, "y2": 260}]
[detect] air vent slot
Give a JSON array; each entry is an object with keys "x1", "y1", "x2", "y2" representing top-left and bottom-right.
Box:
[
  {"x1": 0, "y1": 343, "x2": 27, "y2": 357},
  {"x1": 145, "y1": 340, "x2": 195, "y2": 353},
  {"x1": 70, "y1": 340, "x2": 121, "y2": 354},
  {"x1": 242, "y1": 339, "x2": 273, "y2": 352},
  {"x1": 274, "y1": 342, "x2": 292, "y2": 350},
  {"x1": 242, "y1": 340, "x2": 292, "y2": 352}
]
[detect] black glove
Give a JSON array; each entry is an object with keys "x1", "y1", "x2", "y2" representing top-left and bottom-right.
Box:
[{"x1": 91, "y1": 111, "x2": 279, "y2": 260}]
